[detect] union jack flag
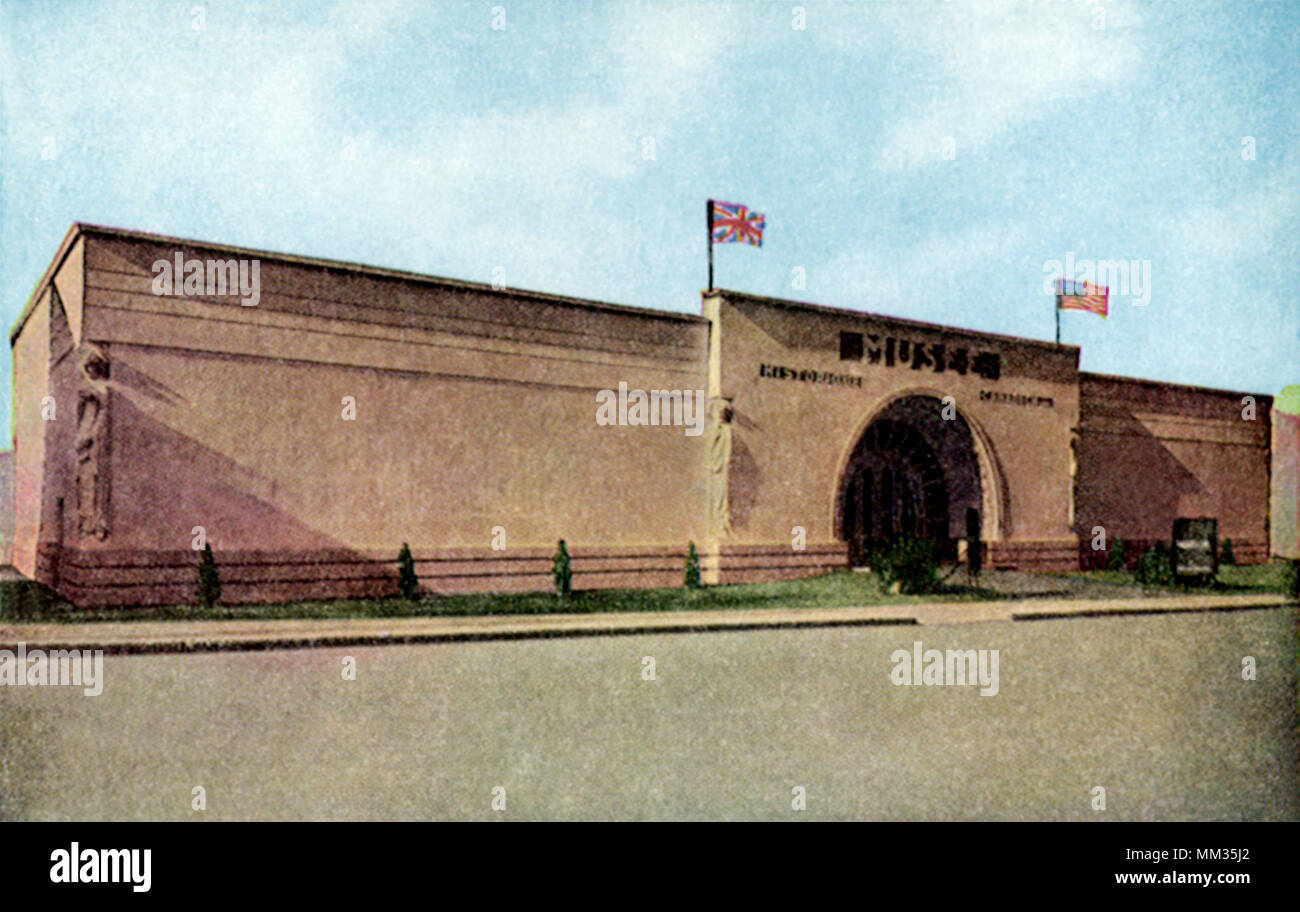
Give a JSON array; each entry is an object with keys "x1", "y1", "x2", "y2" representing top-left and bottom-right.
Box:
[
  {"x1": 1055, "y1": 278, "x2": 1108, "y2": 318},
  {"x1": 710, "y1": 200, "x2": 765, "y2": 247}
]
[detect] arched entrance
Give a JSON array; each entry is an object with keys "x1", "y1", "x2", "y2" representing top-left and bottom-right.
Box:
[{"x1": 837, "y1": 395, "x2": 983, "y2": 565}]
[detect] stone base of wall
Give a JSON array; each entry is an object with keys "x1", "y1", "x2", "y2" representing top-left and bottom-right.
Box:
[
  {"x1": 46, "y1": 542, "x2": 854, "y2": 607},
  {"x1": 710, "y1": 540, "x2": 1081, "y2": 580},
  {"x1": 985, "y1": 540, "x2": 1081, "y2": 572},
  {"x1": 31, "y1": 536, "x2": 1276, "y2": 609},
  {"x1": 1076, "y1": 538, "x2": 1271, "y2": 571},
  {"x1": 43, "y1": 545, "x2": 699, "y2": 608},
  {"x1": 714, "y1": 543, "x2": 850, "y2": 585}
]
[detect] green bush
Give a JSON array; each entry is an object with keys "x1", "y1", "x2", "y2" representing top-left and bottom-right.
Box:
[
  {"x1": 197, "y1": 542, "x2": 221, "y2": 609},
  {"x1": 397, "y1": 543, "x2": 419, "y2": 600},
  {"x1": 1283, "y1": 560, "x2": 1299, "y2": 600},
  {"x1": 1106, "y1": 535, "x2": 1126, "y2": 572},
  {"x1": 553, "y1": 539, "x2": 572, "y2": 597},
  {"x1": 1134, "y1": 543, "x2": 1173, "y2": 587},
  {"x1": 868, "y1": 538, "x2": 939, "y2": 594},
  {"x1": 1220, "y1": 538, "x2": 1236, "y2": 566},
  {"x1": 684, "y1": 541, "x2": 701, "y2": 589}
]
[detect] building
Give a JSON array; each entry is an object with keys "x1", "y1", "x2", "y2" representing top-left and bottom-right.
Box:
[
  {"x1": 1272, "y1": 386, "x2": 1300, "y2": 561},
  {"x1": 7, "y1": 224, "x2": 1276, "y2": 607},
  {"x1": 0, "y1": 450, "x2": 12, "y2": 566}
]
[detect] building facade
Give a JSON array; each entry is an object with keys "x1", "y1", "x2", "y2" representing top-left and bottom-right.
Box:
[
  {"x1": 8, "y1": 225, "x2": 1276, "y2": 607},
  {"x1": 1272, "y1": 388, "x2": 1300, "y2": 561},
  {"x1": 0, "y1": 450, "x2": 12, "y2": 566}
]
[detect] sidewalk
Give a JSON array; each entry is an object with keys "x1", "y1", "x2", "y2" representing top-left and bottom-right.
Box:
[{"x1": 0, "y1": 592, "x2": 1291, "y2": 654}]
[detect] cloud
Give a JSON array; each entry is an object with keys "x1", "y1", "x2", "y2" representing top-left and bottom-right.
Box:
[
  {"x1": 1, "y1": 1, "x2": 738, "y2": 283},
  {"x1": 1167, "y1": 173, "x2": 1299, "y2": 266},
  {"x1": 414, "y1": 2, "x2": 733, "y2": 188},
  {"x1": 818, "y1": 220, "x2": 1033, "y2": 315},
  {"x1": 874, "y1": 0, "x2": 1142, "y2": 170}
]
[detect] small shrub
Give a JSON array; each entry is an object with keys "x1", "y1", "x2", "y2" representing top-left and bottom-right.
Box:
[
  {"x1": 1283, "y1": 560, "x2": 1299, "y2": 600},
  {"x1": 1134, "y1": 543, "x2": 1173, "y2": 587},
  {"x1": 1106, "y1": 536, "x2": 1126, "y2": 572},
  {"x1": 397, "y1": 543, "x2": 419, "y2": 600},
  {"x1": 684, "y1": 541, "x2": 701, "y2": 589},
  {"x1": 553, "y1": 539, "x2": 572, "y2": 597},
  {"x1": 1220, "y1": 538, "x2": 1236, "y2": 566},
  {"x1": 197, "y1": 543, "x2": 221, "y2": 609},
  {"x1": 869, "y1": 538, "x2": 939, "y2": 595}
]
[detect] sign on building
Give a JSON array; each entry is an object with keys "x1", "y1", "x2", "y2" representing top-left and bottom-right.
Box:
[{"x1": 1172, "y1": 518, "x2": 1218, "y2": 584}]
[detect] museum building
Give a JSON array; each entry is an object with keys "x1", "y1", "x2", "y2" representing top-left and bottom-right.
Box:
[{"x1": 7, "y1": 224, "x2": 1277, "y2": 606}]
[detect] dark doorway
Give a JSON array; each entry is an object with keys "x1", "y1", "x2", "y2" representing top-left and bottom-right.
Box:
[{"x1": 839, "y1": 396, "x2": 982, "y2": 566}]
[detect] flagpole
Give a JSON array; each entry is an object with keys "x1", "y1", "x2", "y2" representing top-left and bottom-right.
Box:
[
  {"x1": 706, "y1": 199, "x2": 714, "y2": 290},
  {"x1": 1055, "y1": 297, "x2": 1060, "y2": 345}
]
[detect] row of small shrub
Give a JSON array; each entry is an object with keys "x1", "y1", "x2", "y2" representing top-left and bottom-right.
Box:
[
  {"x1": 1131, "y1": 540, "x2": 1241, "y2": 587},
  {"x1": 407, "y1": 538, "x2": 945, "y2": 599},
  {"x1": 194, "y1": 540, "x2": 706, "y2": 608},
  {"x1": 398, "y1": 539, "x2": 706, "y2": 601},
  {"x1": 552, "y1": 540, "x2": 703, "y2": 597},
  {"x1": 1106, "y1": 535, "x2": 1237, "y2": 572},
  {"x1": 187, "y1": 535, "x2": 1286, "y2": 607}
]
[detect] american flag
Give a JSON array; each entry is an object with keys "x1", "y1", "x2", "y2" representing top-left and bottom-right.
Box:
[
  {"x1": 710, "y1": 200, "x2": 765, "y2": 247},
  {"x1": 1056, "y1": 278, "x2": 1108, "y2": 318}
]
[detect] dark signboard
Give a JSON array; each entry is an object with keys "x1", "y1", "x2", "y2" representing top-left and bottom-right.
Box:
[
  {"x1": 1172, "y1": 517, "x2": 1218, "y2": 582},
  {"x1": 872, "y1": 336, "x2": 1001, "y2": 379},
  {"x1": 979, "y1": 390, "x2": 1054, "y2": 409},
  {"x1": 839, "y1": 331, "x2": 1002, "y2": 380}
]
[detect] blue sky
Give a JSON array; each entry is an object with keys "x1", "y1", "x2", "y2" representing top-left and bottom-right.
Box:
[{"x1": 2, "y1": 0, "x2": 1297, "y2": 441}]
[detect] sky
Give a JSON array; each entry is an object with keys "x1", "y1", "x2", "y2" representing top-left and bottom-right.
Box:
[{"x1": 1, "y1": 0, "x2": 1297, "y2": 441}]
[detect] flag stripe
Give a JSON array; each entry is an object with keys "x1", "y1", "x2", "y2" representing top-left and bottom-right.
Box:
[
  {"x1": 1055, "y1": 278, "x2": 1109, "y2": 318},
  {"x1": 710, "y1": 199, "x2": 765, "y2": 247}
]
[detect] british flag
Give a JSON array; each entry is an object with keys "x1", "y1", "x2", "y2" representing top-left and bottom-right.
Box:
[
  {"x1": 710, "y1": 200, "x2": 765, "y2": 247},
  {"x1": 1055, "y1": 278, "x2": 1108, "y2": 318}
]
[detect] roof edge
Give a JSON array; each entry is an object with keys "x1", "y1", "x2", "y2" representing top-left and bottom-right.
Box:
[
  {"x1": 709, "y1": 288, "x2": 1081, "y2": 356},
  {"x1": 8, "y1": 223, "x2": 708, "y2": 347},
  {"x1": 9, "y1": 222, "x2": 84, "y2": 345},
  {"x1": 1080, "y1": 370, "x2": 1273, "y2": 403}
]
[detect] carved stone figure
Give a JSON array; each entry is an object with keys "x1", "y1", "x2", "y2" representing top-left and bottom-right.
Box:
[
  {"x1": 74, "y1": 344, "x2": 111, "y2": 540},
  {"x1": 1068, "y1": 427, "x2": 1079, "y2": 529},
  {"x1": 708, "y1": 397, "x2": 733, "y2": 538}
]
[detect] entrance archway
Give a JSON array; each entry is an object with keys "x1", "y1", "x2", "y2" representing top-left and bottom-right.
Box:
[{"x1": 837, "y1": 395, "x2": 983, "y2": 565}]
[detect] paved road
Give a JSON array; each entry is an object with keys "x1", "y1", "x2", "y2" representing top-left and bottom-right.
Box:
[
  {"x1": 1, "y1": 592, "x2": 1288, "y2": 652},
  {"x1": 1, "y1": 605, "x2": 1295, "y2": 820}
]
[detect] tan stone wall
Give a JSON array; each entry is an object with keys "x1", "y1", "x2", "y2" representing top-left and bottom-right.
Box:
[
  {"x1": 1076, "y1": 373, "x2": 1272, "y2": 565},
  {"x1": 17, "y1": 228, "x2": 712, "y2": 605},
  {"x1": 10, "y1": 226, "x2": 1280, "y2": 604},
  {"x1": 0, "y1": 451, "x2": 12, "y2": 564},
  {"x1": 10, "y1": 289, "x2": 49, "y2": 579},
  {"x1": 10, "y1": 235, "x2": 88, "y2": 585},
  {"x1": 709, "y1": 292, "x2": 1082, "y2": 576},
  {"x1": 102, "y1": 348, "x2": 707, "y2": 552},
  {"x1": 1271, "y1": 409, "x2": 1299, "y2": 560}
]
